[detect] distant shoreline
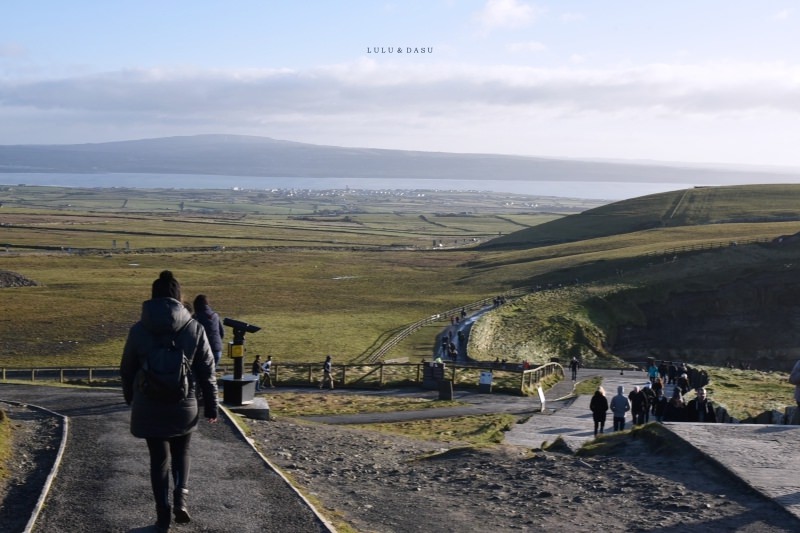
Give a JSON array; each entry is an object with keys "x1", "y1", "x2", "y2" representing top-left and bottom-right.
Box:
[{"x1": 0, "y1": 172, "x2": 706, "y2": 201}]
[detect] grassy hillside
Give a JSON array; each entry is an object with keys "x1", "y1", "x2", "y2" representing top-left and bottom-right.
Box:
[
  {"x1": 4, "y1": 183, "x2": 800, "y2": 379},
  {"x1": 462, "y1": 185, "x2": 800, "y2": 371},
  {"x1": 479, "y1": 184, "x2": 800, "y2": 250}
]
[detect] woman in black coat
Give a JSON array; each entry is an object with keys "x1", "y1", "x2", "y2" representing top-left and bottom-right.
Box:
[
  {"x1": 120, "y1": 271, "x2": 219, "y2": 532},
  {"x1": 589, "y1": 386, "x2": 609, "y2": 436},
  {"x1": 192, "y1": 294, "x2": 224, "y2": 367}
]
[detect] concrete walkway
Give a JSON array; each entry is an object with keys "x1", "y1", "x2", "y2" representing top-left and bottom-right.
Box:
[
  {"x1": 5, "y1": 368, "x2": 800, "y2": 528},
  {"x1": 505, "y1": 368, "x2": 650, "y2": 449},
  {"x1": 504, "y1": 368, "x2": 800, "y2": 523}
]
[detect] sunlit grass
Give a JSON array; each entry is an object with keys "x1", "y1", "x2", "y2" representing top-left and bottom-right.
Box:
[
  {"x1": 353, "y1": 413, "x2": 517, "y2": 445},
  {"x1": 0, "y1": 409, "x2": 11, "y2": 481},
  {"x1": 265, "y1": 392, "x2": 464, "y2": 417}
]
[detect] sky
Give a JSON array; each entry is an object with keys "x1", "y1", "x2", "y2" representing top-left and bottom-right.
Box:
[{"x1": 1, "y1": 1, "x2": 800, "y2": 168}]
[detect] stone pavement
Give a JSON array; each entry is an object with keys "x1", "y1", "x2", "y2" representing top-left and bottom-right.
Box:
[
  {"x1": 505, "y1": 368, "x2": 650, "y2": 449},
  {"x1": 666, "y1": 423, "x2": 800, "y2": 522},
  {"x1": 504, "y1": 368, "x2": 800, "y2": 523}
]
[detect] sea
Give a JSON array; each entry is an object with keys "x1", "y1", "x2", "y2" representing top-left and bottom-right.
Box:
[{"x1": 0, "y1": 172, "x2": 719, "y2": 201}]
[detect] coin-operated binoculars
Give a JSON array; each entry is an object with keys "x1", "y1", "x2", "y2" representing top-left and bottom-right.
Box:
[{"x1": 221, "y1": 317, "x2": 261, "y2": 406}]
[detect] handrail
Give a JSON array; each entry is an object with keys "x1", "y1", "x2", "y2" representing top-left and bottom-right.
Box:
[{"x1": 0, "y1": 361, "x2": 561, "y2": 395}]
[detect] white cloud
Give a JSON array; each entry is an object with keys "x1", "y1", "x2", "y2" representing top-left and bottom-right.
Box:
[
  {"x1": 507, "y1": 41, "x2": 547, "y2": 53},
  {"x1": 1, "y1": 60, "x2": 800, "y2": 164},
  {"x1": 3, "y1": 60, "x2": 798, "y2": 119},
  {"x1": 474, "y1": 0, "x2": 544, "y2": 33},
  {"x1": 773, "y1": 9, "x2": 791, "y2": 20},
  {"x1": 560, "y1": 12, "x2": 585, "y2": 22}
]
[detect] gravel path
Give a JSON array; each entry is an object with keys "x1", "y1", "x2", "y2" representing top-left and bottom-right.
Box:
[
  {"x1": 5, "y1": 381, "x2": 800, "y2": 532},
  {"x1": 0, "y1": 384, "x2": 330, "y2": 533}
]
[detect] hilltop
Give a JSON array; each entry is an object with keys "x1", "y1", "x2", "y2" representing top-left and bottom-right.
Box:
[
  {"x1": 467, "y1": 184, "x2": 800, "y2": 370},
  {"x1": 2, "y1": 134, "x2": 799, "y2": 186},
  {"x1": 479, "y1": 184, "x2": 800, "y2": 250}
]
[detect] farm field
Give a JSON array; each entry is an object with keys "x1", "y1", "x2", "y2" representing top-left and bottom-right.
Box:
[
  {"x1": 0, "y1": 185, "x2": 598, "y2": 367},
  {"x1": 3, "y1": 183, "x2": 800, "y2": 382}
]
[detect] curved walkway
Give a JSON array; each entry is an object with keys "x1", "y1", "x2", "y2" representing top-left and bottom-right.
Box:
[{"x1": 0, "y1": 384, "x2": 333, "y2": 533}]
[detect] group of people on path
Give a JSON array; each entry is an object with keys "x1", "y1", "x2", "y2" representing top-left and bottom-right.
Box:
[
  {"x1": 251, "y1": 354, "x2": 274, "y2": 391},
  {"x1": 589, "y1": 380, "x2": 718, "y2": 436}
]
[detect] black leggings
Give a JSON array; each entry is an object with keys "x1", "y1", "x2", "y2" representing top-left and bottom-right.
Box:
[{"x1": 146, "y1": 434, "x2": 192, "y2": 509}]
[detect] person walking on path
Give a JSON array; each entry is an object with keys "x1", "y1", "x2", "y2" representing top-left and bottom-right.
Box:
[
  {"x1": 120, "y1": 270, "x2": 219, "y2": 533},
  {"x1": 569, "y1": 357, "x2": 580, "y2": 381},
  {"x1": 261, "y1": 355, "x2": 274, "y2": 388},
  {"x1": 610, "y1": 385, "x2": 631, "y2": 431},
  {"x1": 251, "y1": 355, "x2": 262, "y2": 392},
  {"x1": 629, "y1": 386, "x2": 649, "y2": 426},
  {"x1": 686, "y1": 387, "x2": 717, "y2": 423},
  {"x1": 320, "y1": 355, "x2": 334, "y2": 390},
  {"x1": 192, "y1": 294, "x2": 224, "y2": 368},
  {"x1": 589, "y1": 386, "x2": 609, "y2": 436}
]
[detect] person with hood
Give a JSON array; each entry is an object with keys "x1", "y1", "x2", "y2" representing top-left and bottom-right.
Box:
[
  {"x1": 677, "y1": 372, "x2": 691, "y2": 396},
  {"x1": 664, "y1": 388, "x2": 686, "y2": 422},
  {"x1": 589, "y1": 386, "x2": 609, "y2": 436},
  {"x1": 120, "y1": 270, "x2": 219, "y2": 532},
  {"x1": 192, "y1": 294, "x2": 224, "y2": 367},
  {"x1": 641, "y1": 382, "x2": 656, "y2": 423},
  {"x1": 610, "y1": 385, "x2": 631, "y2": 431}
]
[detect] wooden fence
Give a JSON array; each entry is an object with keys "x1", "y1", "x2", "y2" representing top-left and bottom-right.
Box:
[{"x1": 0, "y1": 361, "x2": 564, "y2": 396}]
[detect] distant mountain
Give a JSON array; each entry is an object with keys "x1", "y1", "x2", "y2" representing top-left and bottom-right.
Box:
[{"x1": 1, "y1": 134, "x2": 798, "y2": 184}]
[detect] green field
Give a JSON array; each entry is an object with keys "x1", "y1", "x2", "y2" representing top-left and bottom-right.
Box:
[
  {"x1": 0, "y1": 185, "x2": 597, "y2": 367},
  {"x1": 3, "y1": 183, "x2": 800, "y2": 387}
]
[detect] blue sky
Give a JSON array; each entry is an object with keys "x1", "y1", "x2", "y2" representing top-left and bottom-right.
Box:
[{"x1": 2, "y1": 1, "x2": 799, "y2": 168}]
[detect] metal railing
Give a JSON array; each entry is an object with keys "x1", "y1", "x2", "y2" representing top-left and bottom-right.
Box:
[
  {"x1": 365, "y1": 288, "x2": 529, "y2": 363},
  {"x1": 0, "y1": 360, "x2": 563, "y2": 396}
]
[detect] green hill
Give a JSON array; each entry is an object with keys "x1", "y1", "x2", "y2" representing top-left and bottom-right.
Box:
[
  {"x1": 465, "y1": 183, "x2": 800, "y2": 372},
  {"x1": 479, "y1": 184, "x2": 800, "y2": 250}
]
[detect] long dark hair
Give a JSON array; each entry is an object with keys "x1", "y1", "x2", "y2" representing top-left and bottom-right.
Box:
[{"x1": 193, "y1": 294, "x2": 209, "y2": 313}]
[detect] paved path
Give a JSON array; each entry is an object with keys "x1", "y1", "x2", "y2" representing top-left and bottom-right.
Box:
[
  {"x1": 503, "y1": 368, "x2": 800, "y2": 523},
  {"x1": 5, "y1": 368, "x2": 800, "y2": 529},
  {"x1": 0, "y1": 384, "x2": 333, "y2": 533},
  {"x1": 505, "y1": 368, "x2": 650, "y2": 449}
]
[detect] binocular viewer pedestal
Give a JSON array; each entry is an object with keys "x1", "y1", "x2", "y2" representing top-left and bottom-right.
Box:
[{"x1": 220, "y1": 375, "x2": 270, "y2": 420}]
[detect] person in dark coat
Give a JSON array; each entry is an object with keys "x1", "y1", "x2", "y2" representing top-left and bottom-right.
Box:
[
  {"x1": 589, "y1": 386, "x2": 609, "y2": 436},
  {"x1": 120, "y1": 270, "x2": 219, "y2": 533},
  {"x1": 629, "y1": 386, "x2": 650, "y2": 425},
  {"x1": 192, "y1": 294, "x2": 224, "y2": 367},
  {"x1": 686, "y1": 387, "x2": 717, "y2": 423},
  {"x1": 664, "y1": 388, "x2": 686, "y2": 422}
]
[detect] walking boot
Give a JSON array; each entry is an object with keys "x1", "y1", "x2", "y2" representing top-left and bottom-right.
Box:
[
  {"x1": 173, "y1": 488, "x2": 191, "y2": 524},
  {"x1": 155, "y1": 505, "x2": 171, "y2": 532}
]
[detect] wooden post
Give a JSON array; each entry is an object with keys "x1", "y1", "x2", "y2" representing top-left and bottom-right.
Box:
[
  {"x1": 379, "y1": 364, "x2": 384, "y2": 386},
  {"x1": 60, "y1": 369, "x2": 64, "y2": 383},
  {"x1": 89, "y1": 368, "x2": 93, "y2": 383}
]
